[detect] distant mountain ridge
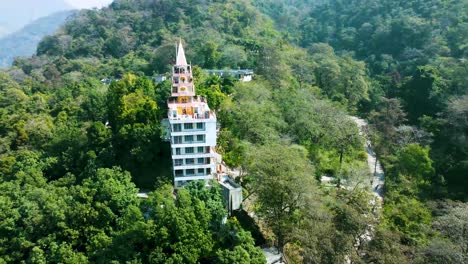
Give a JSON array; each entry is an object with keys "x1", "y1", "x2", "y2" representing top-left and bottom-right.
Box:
[
  {"x1": 0, "y1": 0, "x2": 73, "y2": 37},
  {"x1": 0, "y1": 10, "x2": 77, "y2": 68}
]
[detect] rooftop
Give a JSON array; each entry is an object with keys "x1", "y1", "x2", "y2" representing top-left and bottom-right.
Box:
[
  {"x1": 167, "y1": 97, "x2": 216, "y2": 121},
  {"x1": 205, "y1": 69, "x2": 253, "y2": 75},
  {"x1": 219, "y1": 175, "x2": 242, "y2": 190}
]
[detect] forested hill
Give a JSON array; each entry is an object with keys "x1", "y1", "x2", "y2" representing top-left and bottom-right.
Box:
[
  {"x1": 0, "y1": 0, "x2": 73, "y2": 37},
  {"x1": 0, "y1": 10, "x2": 76, "y2": 68},
  {"x1": 254, "y1": 0, "x2": 468, "y2": 194},
  {"x1": 33, "y1": 0, "x2": 278, "y2": 76},
  {"x1": 0, "y1": 0, "x2": 467, "y2": 263}
]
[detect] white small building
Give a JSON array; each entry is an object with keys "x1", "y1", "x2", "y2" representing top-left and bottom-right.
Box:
[
  {"x1": 205, "y1": 69, "x2": 254, "y2": 82},
  {"x1": 219, "y1": 175, "x2": 243, "y2": 214},
  {"x1": 153, "y1": 74, "x2": 167, "y2": 83}
]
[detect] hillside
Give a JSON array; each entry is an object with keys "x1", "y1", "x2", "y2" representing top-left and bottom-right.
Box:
[
  {"x1": 0, "y1": 0, "x2": 73, "y2": 37},
  {"x1": 262, "y1": 0, "x2": 468, "y2": 195},
  {"x1": 0, "y1": 10, "x2": 76, "y2": 68},
  {"x1": 0, "y1": 0, "x2": 466, "y2": 263}
]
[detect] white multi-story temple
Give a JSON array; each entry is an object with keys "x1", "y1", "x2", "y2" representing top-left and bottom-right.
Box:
[{"x1": 166, "y1": 41, "x2": 221, "y2": 187}]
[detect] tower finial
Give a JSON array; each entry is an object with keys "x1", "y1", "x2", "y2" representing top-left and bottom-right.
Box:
[{"x1": 176, "y1": 39, "x2": 188, "y2": 66}]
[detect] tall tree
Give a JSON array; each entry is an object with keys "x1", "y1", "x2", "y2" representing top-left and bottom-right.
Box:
[{"x1": 247, "y1": 143, "x2": 317, "y2": 254}]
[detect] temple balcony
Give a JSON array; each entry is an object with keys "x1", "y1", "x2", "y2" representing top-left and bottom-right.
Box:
[
  {"x1": 172, "y1": 76, "x2": 193, "y2": 85},
  {"x1": 174, "y1": 175, "x2": 214, "y2": 183},
  {"x1": 171, "y1": 152, "x2": 216, "y2": 159},
  {"x1": 167, "y1": 95, "x2": 207, "y2": 105},
  {"x1": 173, "y1": 65, "x2": 192, "y2": 75},
  {"x1": 167, "y1": 112, "x2": 216, "y2": 121},
  {"x1": 170, "y1": 131, "x2": 207, "y2": 136},
  {"x1": 173, "y1": 164, "x2": 213, "y2": 170}
]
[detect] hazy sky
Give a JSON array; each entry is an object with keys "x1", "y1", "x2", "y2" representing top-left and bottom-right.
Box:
[{"x1": 64, "y1": 0, "x2": 114, "y2": 9}]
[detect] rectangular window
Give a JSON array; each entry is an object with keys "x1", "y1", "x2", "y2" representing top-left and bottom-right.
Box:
[
  {"x1": 173, "y1": 124, "x2": 181, "y2": 132},
  {"x1": 196, "y1": 135, "x2": 204, "y2": 142},
  {"x1": 198, "y1": 158, "x2": 205, "y2": 164},
  {"x1": 206, "y1": 168, "x2": 211, "y2": 175},
  {"x1": 185, "y1": 147, "x2": 194, "y2": 154},
  {"x1": 196, "y1": 123, "x2": 204, "y2": 130},
  {"x1": 198, "y1": 168, "x2": 204, "y2": 174},
  {"x1": 175, "y1": 148, "x2": 181, "y2": 155},
  {"x1": 184, "y1": 123, "x2": 193, "y2": 130},
  {"x1": 186, "y1": 169, "x2": 195, "y2": 175},
  {"x1": 174, "y1": 159, "x2": 183, "y2": 166},
  {"x1": 197, "y1": 146, "x2": 204, "y2": 153},
  {"x1": 185, "y1": 135, "x2": 193, "y2": 142},
  {"x1": 175, "y1": 170, "x2": 184, "y2": 176},
  {"x1": 173, "y1": 136, "x2": 182, "y2": 144},
  {"x1": 186, "y1": 158, "x2": 195, "y2": 165}
]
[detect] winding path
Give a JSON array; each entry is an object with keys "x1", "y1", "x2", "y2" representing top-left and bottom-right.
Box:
[
  {"x1": 349, "y1": 116, "x2": 386, "y2": 255},
  {"x1": 350, "y1": 116, "x2": 385, "y2": 201}
]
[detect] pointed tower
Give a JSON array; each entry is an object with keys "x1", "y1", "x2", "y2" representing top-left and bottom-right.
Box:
[
  {"x1": 167, "y1": 40, "x2": 221, "y2": 187},
  {"x1": 176, "y1": 40, "x2": 188, "y2": 66}
]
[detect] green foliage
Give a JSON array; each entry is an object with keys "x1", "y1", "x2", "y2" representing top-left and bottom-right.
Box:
[
  {"x1": 383, "y1": 187, "x2": 433, "y2": 245},
  {"x1": 257, "y1": 0, "x2": 467, "y2": 201},
  {"x1": 401, "y1": 66, "x2": 448, "y2": 122},
  {"x1": 217, "y1": 129, "x2": 248, "y2": 168},
  {"x1": 416, "y1": 238, "x2": 464, "y2": 264},
  {"x1": 397, "y1": 144, "x2": 434, "y2": 181},
  {"x1": 145, "y1": 185, "x2": 214, "y2": 263},
  {"x1": 217, "y1": 218, "x2": 266, "y2": 264},
  {"x1": 221, "y1": 81, "x2": 285, "y2": 144},
  {"x1": 0, "y1": 0, "x2": 466, "y2": 262},
  {"x1": 276, "y1": 86, "x2": 365, "y2": 176},
  {"x1": 0, "y1": 166, "x2": 262, "y2": 263},
  {"x1": 362, "y1": 227, "x2": 411, "y2": 264},
  {"x1": 247, "y1": 143, "x2": 317, "y2": 251},
  {"x1": 196, "y1": 76, "x2": 229, "y2": 111},
  {"x1": 104, "y1": 74, "x2": 172, "y2": 188},
  {"x1": 309, "y1": 44, "x2": 370, "y2": 111}
]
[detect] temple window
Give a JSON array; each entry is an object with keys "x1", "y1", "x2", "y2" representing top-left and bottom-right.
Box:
[{"x1": 184, "y1": 123, "x2": 193, "y2": 130}]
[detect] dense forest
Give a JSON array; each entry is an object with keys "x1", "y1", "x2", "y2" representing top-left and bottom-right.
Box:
[{"x1": 0, "y1": 0, "x2": 466, "y2": 263}]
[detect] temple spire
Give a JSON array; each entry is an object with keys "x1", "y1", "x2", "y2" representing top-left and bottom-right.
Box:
[{"x1": 176, "y1": 39, "x2": 187, "y2": 66}]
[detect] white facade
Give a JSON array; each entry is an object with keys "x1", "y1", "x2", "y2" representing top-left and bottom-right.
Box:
[{"x1": 168, "y1": 119, "x2": 220, "y2": 186}]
